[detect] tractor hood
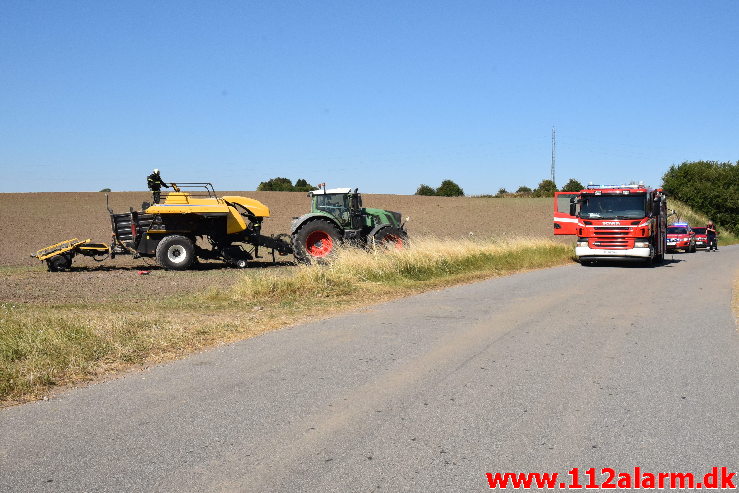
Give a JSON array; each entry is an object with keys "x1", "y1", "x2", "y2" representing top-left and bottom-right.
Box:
[{"x1": 365, "y1": 208, "x2": 403, "y2": 228}]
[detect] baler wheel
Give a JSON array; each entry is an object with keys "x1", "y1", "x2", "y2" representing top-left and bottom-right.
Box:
[{"x1": 155, "y1": 235, "x2": 196, "y2": 271}]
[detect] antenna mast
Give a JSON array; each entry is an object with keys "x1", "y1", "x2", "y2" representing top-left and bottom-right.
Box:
[{"x1": 551, "y1": 126, "x2": 556, "y2": 185}]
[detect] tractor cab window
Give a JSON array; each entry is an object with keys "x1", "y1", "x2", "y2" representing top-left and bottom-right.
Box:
[{"x1": 315, "y1": 194, "x2": 350, "y2": 222}]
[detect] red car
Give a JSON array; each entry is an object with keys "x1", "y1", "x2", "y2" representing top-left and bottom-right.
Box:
[
  {"x1": 666, "y1": 224, "x2": 696, "y2": 253},
  {"x1": 691, "y1": 227, "x2": 709, "y2": 249}
]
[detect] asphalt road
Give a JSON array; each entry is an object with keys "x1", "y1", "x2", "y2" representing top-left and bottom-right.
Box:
[{"x1": 1, "y1": 246, "x2": 737, "y2": 492}]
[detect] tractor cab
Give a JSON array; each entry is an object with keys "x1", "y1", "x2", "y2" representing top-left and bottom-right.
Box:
[{"x1": 310, "y1": 188, "x2": 364, "y2": 230}]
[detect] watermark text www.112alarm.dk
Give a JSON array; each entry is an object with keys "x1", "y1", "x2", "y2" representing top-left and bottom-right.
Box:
[{"x1": 485, "y1": 466, "x2": 736, "y2": 489}]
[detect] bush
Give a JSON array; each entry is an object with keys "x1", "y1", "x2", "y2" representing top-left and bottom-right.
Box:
[
  {"x1": 561, "y1": 178, "x2": 584, "y2": 192},
  {"x1": 293, "y1": 178, "x2": 314, "y2": 192},
  {"x1": 533, "y1": 179, "x2": 558, "y2": 197},
  {"x1": 99, "y1": 188, "x2": 111, "y2": 192},
  {"x1": 436, "y1": 179, "x2": 464, "y2": 197},
  {"x1": 662, "y1": 161, "x2": 739, "y2": 234},
  {"x1": 257, "y1": 177, "x2": 315, "y2": 192},
  {"x1": 515, "y1": 186, "x2": 533, "y2": 197},
  {"x1": 415, "y1": 180, "x2": 464, "y2": 197}
]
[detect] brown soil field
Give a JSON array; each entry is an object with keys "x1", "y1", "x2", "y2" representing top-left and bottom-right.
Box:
[
  {"x1": 0, "y1": 192, "x2": 569, "y2": 304},
  {"x1": 1, "y1": 191, "x2": 563, "y2": 266}
]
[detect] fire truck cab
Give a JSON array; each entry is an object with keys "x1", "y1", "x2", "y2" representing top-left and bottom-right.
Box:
[{"x1": 554, "y1": 183, "x2": 668, "y2": 265}]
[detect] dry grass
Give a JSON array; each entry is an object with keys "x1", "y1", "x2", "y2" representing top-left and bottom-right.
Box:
[{"x1": 0, "y1": 237, "x2": 573, "y2": 406}]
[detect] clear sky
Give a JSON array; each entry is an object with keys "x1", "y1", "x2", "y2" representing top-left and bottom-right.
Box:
[{"x1": 2, "y1": 0, "x2": 738, "y2": 194}]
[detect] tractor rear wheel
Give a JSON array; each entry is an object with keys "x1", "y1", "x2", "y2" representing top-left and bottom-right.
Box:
[
  {"x1": 292, "y1": 219, "x2": 341, "y2": 263},
  {"x1": 371, "y1": 226, "x2": 408, "y2": 249},
  {"x1": 155, "y1": 235, "x2": 196, "y2": 270}
]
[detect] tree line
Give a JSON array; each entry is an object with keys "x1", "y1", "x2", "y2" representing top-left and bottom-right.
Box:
[
  {"x1": 662, "y1": 160, "x2": 738, "y2": 234},
  {"x1": 257, "y1": 177, "x2": 315, "y2": 192},
  {"x1": 414, "y1": 178, "x2": 584, "y2": 197}
]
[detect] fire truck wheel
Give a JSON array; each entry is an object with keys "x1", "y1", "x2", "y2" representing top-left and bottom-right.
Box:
[{"x1": 155, "y1": 235, "x2": 196, "y2": 270}]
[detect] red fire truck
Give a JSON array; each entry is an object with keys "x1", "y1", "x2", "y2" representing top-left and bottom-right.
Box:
[{"x1": 553, "y1": 184, "x2": 668, "y2": 265}]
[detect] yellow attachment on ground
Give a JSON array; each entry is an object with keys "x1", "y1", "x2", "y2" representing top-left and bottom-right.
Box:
[
  {"x1": 77, "y1": 243, "x2": 110, "y2": 254},
  {"x1": 32, "y1": 238, "x2": 88, "y2": 261}
]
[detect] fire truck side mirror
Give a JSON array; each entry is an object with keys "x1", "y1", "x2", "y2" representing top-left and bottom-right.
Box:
[{"x1": 569, "y1": 197, "x2": 577, "y2": 217}]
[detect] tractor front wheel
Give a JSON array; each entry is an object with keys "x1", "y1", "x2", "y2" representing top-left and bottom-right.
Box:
[
  {"x1": 155, "y1": 235, "x2": 196, "y2": 270},
  {"x1": 371, "y1": 226, "x2": 408, "y2": 250},
  {"x1": 292, "y1": 219, "x2": 341, "y2": 263}
]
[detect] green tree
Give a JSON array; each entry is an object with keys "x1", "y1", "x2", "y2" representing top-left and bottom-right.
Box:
[
  {"x1": 561, "y1": 178, "x2": 584, "y2": 192},
  {"x1": 99, "y1": 188, "x2": 111, "y2": 192},
  {"x1": 436, "y1": 179, "x2": 464, "y2": 197},
  {"x1": 257, "y1": 177, "x2": 294, "y2": 191},
  {"x1": 533, "y1": 179, "x2": 558, "y2": 197},
  {"x1": 662, "y1": 160, "x2": 739, "y2": 234},
  {"x1": 515, "y1": 185, "x2": 533, "y2": 196},
  {"x1": 415, "y1": 184, "x2": 437, "y2": 196},
  {"x1": 293, "y1": 178, "x2": 314, "y2": 192},
  {"x1": 495, "y1": 187, "x2": 509, "y2": 197}
]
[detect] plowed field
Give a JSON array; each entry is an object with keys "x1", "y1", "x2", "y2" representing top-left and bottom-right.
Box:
[
  {"x1": 0, "y1": 192, "x2": 568, "y2": 303},
  {"x1": 1, "y1": 192, "x2": 562, "y2": 267}
]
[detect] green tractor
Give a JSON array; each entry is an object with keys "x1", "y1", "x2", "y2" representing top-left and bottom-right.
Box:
[{"x1": 291, "y1": 187, "x2": 408, "y2": 262}]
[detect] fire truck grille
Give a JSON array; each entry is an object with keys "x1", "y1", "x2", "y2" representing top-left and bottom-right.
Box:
[
  {"x1": 592, "y1": 238, "x2": 630, "y2": 249},
  {"x1": 587, "y1": 226, "x2": 634, "y2": 249}
]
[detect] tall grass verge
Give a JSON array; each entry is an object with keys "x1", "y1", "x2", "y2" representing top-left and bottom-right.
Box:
[
  {"x1": 1, "y1": 237, "x2": 572, "y2": 405},
  {"x1": 207, "y1": 237, "x2": 573, "y2": 306}
]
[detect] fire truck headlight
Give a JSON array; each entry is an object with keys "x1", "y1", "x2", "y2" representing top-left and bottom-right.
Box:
[
  {"x1": 634, "y1": 241, "x2": 649, "y2": 248},
  {"x1": 577, "y1": 240, "x2": 588, "y2": 247}
]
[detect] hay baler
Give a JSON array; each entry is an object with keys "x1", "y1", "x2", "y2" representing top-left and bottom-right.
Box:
[{"x1": 33, "y1": 183, "x2": 293, "y2": 271}]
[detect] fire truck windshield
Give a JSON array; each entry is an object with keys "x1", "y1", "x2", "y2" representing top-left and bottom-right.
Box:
[{"x1": 578, "y1": 194, "x2": 646, "y2": 219}]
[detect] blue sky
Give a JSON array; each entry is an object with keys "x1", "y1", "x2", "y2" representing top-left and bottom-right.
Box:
[{"x1": 2, "y1": 0, "x2": 738, "y2": 194}]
